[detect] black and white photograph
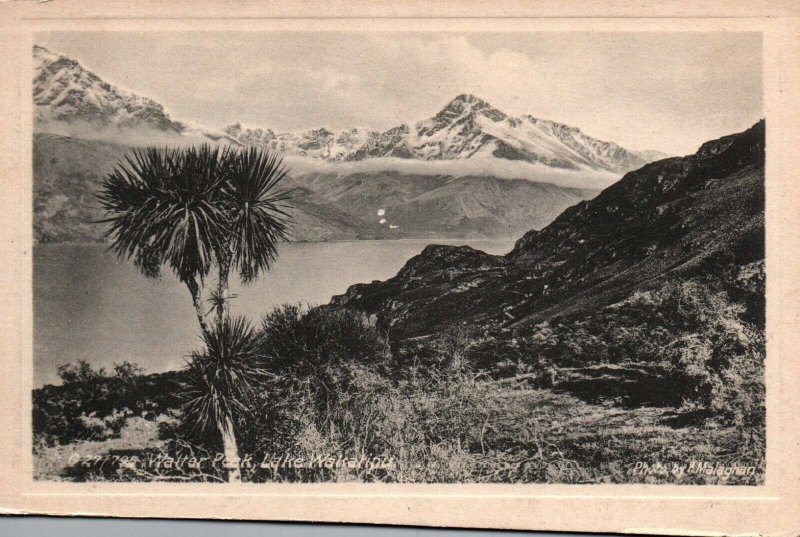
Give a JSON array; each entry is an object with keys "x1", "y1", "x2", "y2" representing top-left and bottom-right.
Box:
[{"x1": 29, "y1": 29, "x2": 766, "y2": 486}]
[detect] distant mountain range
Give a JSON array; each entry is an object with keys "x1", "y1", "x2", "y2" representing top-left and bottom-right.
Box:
[
  {"x1": 32, "y1": 44, "x2": 669, "y2": 243},
  {"x1": 33, "y1": 45, "x2": 666, "y2": 174},
  {"x1": 224, "y1": 94, "x2": 667, "y2": 174}
]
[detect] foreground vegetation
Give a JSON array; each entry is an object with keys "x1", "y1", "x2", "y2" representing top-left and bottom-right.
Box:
[{"x1": 33, "y1": 272, "x2": 765, "y2": 485}]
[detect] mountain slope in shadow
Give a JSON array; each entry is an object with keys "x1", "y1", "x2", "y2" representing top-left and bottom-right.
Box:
[
  {"x1": 33, "y1": 134, "x2": 598, "y2": 243},
  {"x1": 331, "y1": 121, "x2": 765, "y2": 339}
]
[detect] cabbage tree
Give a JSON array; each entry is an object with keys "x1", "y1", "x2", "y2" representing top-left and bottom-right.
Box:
[{"x1": 98, "y1": 144, "x2": 290, "y2": 482}]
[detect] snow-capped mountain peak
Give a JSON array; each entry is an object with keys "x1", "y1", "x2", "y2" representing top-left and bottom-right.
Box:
[
  {"x1": 225, "y1": 95, "x2": 666, "y2": 174},
  {"x1": 432, "y1": 93, "x2": 508, "y2": 123},
  {"x1": 33, "y1": 45, "x2": 239, "y2": 144},
  {"x1": 33, "y1": 45, "x2": 182, "y2": 132}
]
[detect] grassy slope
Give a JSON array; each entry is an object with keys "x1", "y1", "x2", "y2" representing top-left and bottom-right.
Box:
[{"x1": 33, "y1": 377, "x2": 760, "y2": 484}]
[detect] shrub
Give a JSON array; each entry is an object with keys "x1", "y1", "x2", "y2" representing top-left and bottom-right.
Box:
[
  {"x1": 467, "y1": 331, "x2": 557, "y2": 386},
  {"x1": 33, "y1": 360, "x2": 162, "y2": 446},
  {"x1": 260, "y1": 305, "x2": 390, "y2": 370},
  {"x1": 655, "y1": 282, "x2": 765, "y2": 423},
  {"x1": 229, "y1": 305, "x2": 393, "y2": 480}
]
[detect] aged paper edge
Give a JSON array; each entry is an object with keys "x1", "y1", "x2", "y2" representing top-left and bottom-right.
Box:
[{"x1": 0, "y1": 1, "x2": 798, "y2": 534}]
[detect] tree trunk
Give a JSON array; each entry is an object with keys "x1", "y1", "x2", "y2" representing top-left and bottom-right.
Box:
[
  {"x1": 215, "y1": 262, "x2": 231, "y2": 329},
  {"x1": 185, "y1": 278, "x2": 210, "y2": 337},
  {"x1": 219, "y1": 414, "x2": 241, "y2": 483}
]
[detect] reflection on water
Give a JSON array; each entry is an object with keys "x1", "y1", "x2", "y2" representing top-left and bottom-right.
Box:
[{"x1": 34, "y1": 239, "x2": 515, "y2": 386}]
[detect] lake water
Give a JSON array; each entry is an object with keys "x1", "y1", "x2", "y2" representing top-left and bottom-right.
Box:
[{"x1": 33, "y1": 239, "x2": 516, "y2": 387}]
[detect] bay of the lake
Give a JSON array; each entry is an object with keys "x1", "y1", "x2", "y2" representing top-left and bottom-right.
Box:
[{"x1": 33, "y1": 239, "x2": 515, "y2": 387}]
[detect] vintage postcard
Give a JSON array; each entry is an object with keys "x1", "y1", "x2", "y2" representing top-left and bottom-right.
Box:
[{"x1": 0, "y1": 0, "x2": 799, "y2": 534}]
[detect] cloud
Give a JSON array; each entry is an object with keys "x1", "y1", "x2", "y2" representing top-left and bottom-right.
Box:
[
  {"x1": 35, "y1": 119, "x2": 218, "y2": 148},
  {"x1": 283, "y1": 155, "x2": 618, "y2": 190},
  {"x1": 34, "y1": 119, "x2": 615, "y2": 189}
]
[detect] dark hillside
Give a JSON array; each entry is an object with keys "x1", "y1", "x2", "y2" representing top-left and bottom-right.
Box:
[{"x1": 331, "y1": 121, "x2": 765, "y2": 339}]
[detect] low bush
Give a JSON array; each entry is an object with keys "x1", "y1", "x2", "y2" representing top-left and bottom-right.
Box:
[
  {"x1": 638, "y1": 281, "x2": 765, "y2": 430},
  {"x1": 33, "y1": 360, "x2": 177, "y2": 447}
]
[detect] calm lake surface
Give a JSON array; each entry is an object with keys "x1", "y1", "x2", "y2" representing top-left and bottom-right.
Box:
[{"x1": 34, "y1": 239, "x2": 516, "y2": 387}]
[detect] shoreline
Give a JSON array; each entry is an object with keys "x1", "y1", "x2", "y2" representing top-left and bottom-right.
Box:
[{"x1": 34, "y1": 236, "x2": 523, "y2": 248}]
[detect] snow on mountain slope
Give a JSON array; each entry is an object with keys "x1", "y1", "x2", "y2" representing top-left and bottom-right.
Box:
[
  {"x1": 223, "y1": 123, "x2": 378, "y2": 161},
  {"x1": 34, "y1": 45, "x2": 182, "y2": 131},
  {"x1": 33, "y1": 45, "x2": 239, "y2": 144},
  {"x1": 32, "y1": 45, "x2": 664, "y2": 178},
  {"x1": 229, "y1": 95, "x2": 665, "y2": 174}
]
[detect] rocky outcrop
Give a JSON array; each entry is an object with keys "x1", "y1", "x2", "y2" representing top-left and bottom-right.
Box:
[{"x1": 331, "y1": 245, "x2": 511, "y2": 333}]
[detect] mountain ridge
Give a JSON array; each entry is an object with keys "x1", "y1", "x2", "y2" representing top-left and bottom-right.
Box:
[
  {"x1": 224, "y1": 93, "x2": 669, "y2": 174},
  {"x1": 33, "y1": 45, "x2": 240, "y2": 144}
]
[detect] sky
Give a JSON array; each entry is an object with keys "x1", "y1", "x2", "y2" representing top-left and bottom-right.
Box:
[{"x1": 36, "y1": 31, "x2": 762, "y2": 156}]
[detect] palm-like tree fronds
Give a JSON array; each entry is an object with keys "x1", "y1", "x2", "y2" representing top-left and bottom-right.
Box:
[
  {"x1": 181, "y1": 316, "x2": 266, "y2": 435},
  {"x1": 98, "y1": 145, "x2": 233, "y2": 282},
  {"x1": 98, "y1": 144, "x2": 292, "y2": 285},
  {"x1": 224, "y1": 147, "x2": 292, "y2": 283},
  {"x1": 206, "y1": 288, "x2": 238, "y2": 317}
]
